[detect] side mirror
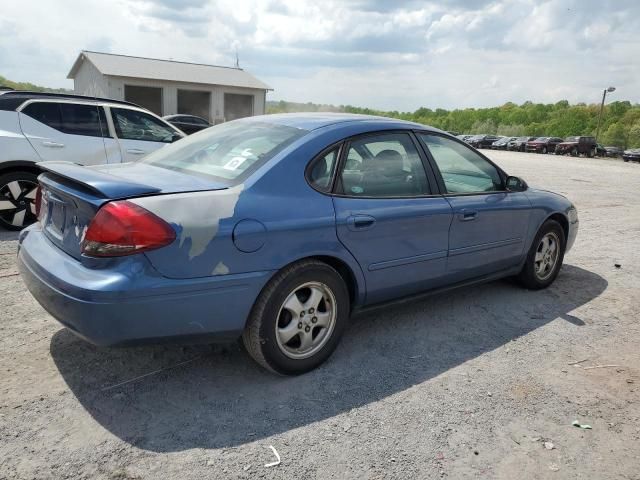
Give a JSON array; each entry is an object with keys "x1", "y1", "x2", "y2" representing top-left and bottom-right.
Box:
[{"x1": 506, "y1": 175, "x2": 528, "y2": 192}]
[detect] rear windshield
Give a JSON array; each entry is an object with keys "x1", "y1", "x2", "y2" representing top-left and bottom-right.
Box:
[
  {"x1": 142, "y1": 121, "x2": 307, "y2": 184},
  {"x1": 565, "y1": 136, "x2": 579, "y2": 142}
]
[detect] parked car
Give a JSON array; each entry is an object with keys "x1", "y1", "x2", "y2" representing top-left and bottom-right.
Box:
[
  {"x1": 456, "y1": 134, "x2": 473, "y2": 142},
  {"x1": 0, "y1": 91, "x2": 185, "y2": 230},
  {"x1": 17, "y1": 113, "x2": 578, "y2": 375},
  {"x1": 555, "y1": 136, "x2": 597, "y2": 157},
  {"x1": 525, "y1": 137, "x2": 564, "y2": 154},
  {"x1": 604, "y1": 146, "x2": 623, "y2": 158},
  {"x1": 468, "y1": 135, "x2": 502, "y2": 149},
  {"x1": 595, "y1": 144, "x2": 607, "y2": 157},
  {"x1": 507, "y1": 137, "x2": 536, "y2": 151},
  {"x1": 491, "y1": 137, "x2": 516, "y2": 150},
  {"x1": 622, "y1": 148, "x2": 640, "y2": 163},
  {"x1": 163, "y1": 114, "x2": 211, "y2": 135}
]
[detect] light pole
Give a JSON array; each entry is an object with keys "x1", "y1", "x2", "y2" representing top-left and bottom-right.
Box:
[{"x1": 595, "y1": 86, "x2": 616, "y2": 142}]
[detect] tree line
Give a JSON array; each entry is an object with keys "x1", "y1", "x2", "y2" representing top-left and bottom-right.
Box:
[
  {"x1": 267, "y1": 100, "x2": 640, "y2": 148},
  {"x1": 3, "y1": 73, "x2": 637, "y2": 149}
]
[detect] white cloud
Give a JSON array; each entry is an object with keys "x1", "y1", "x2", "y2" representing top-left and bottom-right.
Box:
[{"x1": 0, "y1": 0, "x2": 638, "y2": 110}]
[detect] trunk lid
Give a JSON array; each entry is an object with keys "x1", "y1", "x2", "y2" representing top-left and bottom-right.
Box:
[{"x1": 37, "y1": 161, "x2": 227, "y2": 260}]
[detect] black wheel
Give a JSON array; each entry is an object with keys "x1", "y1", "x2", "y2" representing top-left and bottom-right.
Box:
[
  {"x1": 587, "y1": 148, "x2": 594, "y2": 158},
  {"x1": 518, "y1": 219, "x2": 566, "y2": 290},
  {"x1": 0, "y1": 171, "x2": 39, "y2": 231},
  {"x1": 570, "y1": 147, "x2": 578, "y2": 157},
  {"x1": 242, "y1": 259, "x2": 350, "y2": 375},
  {"x1": 542, "y1": 147, "x2": 548, "y2": 154}
]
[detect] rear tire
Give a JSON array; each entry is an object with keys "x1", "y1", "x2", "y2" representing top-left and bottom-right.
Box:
[
  {"x1": 0, "y1": 171, "x2": 39, "y2": 231},
  {"x1": 242, "y1": 259, "x2": 350, "y2": 375},
  {"x1": 570, "y1": 147, "x2": 578, "y2": 157},
  {"x1": 518, "y1": 219, "x2": 566, "y2": 290}
]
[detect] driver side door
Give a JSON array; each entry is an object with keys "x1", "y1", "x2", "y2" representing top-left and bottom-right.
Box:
[{"x1": 109, "y1": 107, "x2": 181, "y2": 162}]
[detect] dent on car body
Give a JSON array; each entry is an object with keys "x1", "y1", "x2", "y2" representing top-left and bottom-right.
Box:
[{"x1": 131, "y1": 184, "x2": 244, "y2": 261}]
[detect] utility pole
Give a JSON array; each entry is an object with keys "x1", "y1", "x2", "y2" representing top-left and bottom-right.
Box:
[{"x1": 596, "y1": 86, "x2": 616, "y2": 142}]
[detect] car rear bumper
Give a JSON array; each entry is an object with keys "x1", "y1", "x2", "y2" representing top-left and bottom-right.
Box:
[{"x1": 17, "y1": 226, "x2": 274, "y2": 346}]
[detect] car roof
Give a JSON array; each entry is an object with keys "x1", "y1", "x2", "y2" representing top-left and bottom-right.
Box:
[
  {"x1": 246, "y1": 112, "x2": 439, "y2": 132},
  {"x1": 0, "y1": 90, "x2": 140, "y2": 111}
]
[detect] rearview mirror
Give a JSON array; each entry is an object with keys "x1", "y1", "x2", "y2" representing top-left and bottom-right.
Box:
[{"x1": 506, "y1": 175, "x2": 528, "y2": 192}]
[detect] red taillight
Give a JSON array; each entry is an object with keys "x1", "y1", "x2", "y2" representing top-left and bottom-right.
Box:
[{"x1": 81, "y1": 201, "x2": 176, "y2": 257}]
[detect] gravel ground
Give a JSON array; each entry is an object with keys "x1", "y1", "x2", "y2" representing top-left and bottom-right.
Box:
[{"x1": 1, "y1": 151, "x2": 639, "y2": 479}]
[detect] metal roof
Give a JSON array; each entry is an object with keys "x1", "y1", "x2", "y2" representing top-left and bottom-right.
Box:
[{"x1": 68, "y1": 51, "x2": 272, "y2": 91}]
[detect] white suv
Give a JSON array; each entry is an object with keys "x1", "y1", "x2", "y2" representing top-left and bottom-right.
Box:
[{"x1": 0, "y1": 91, "x2": 185, "y2": 230}]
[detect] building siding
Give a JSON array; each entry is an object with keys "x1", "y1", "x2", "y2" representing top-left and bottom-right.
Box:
[
  {"x1": 72, "y1": 57, "x2": 268, "y2": 122},
  {"x1": 73, "y1": 60, "x2": 109, "y2": 98}
]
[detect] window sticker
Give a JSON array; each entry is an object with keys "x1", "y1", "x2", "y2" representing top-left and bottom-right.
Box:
[{"x1": 223, "y1": 156, "x2": 248, "y2": 171}]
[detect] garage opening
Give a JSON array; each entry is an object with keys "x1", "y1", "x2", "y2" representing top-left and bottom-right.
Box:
[
  {"x1": 124, "y1": 85, "x2": 162, "y2": 116},
  {"x1": 177, "y1": 89, "x2": 211, "y2": 121},
  {"x1": 224, "y1": 93, "x2": 253, "y2": 121}
]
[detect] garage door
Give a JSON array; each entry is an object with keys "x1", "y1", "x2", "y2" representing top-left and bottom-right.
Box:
[
  {"x1": 178, "y1": 89, "x2": 211, "y2": 121},
  {"x1": 124, "y1": 85, "x2": 163, "y2": 116},
  {"x1": 224, "y1": 93, "x2": 253, "y2": 121}
]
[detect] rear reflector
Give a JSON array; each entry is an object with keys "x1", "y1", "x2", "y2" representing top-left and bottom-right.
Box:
[
  {"x1": 35, "y1": 186, "x2": 43, "y2": 221},
  {"x1": 81, "y1": 200, "x2": 176, "y2": 257}
]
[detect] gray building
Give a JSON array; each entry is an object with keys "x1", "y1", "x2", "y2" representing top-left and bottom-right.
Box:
[{"x1": 68, "y1": 51, "x2": 271, "y2": 123}]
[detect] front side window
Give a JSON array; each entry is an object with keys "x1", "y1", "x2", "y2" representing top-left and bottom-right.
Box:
[
  {"x1": 419, "y1": 134, "x2": 503, "y2": 194},
  {"x1": 111, "y1": 108, "x2": 179, "y2": 143},
  {"x1": 142, "y1": 120, "x2": 307, "y2": 183},
  {"x1": 337, "y1": 133, "x2": 430, "y2": 197}
]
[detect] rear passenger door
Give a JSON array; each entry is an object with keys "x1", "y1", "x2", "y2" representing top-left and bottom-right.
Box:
[
  {"x1": 18, "y1": 101, "x2": 110, "y2": 165},
  {"x1": 331, "y1": 132, "x2": 453, "y2": 304},
  {"x1": 109, "y1": 107, "x2": 181, "y2": 162}
]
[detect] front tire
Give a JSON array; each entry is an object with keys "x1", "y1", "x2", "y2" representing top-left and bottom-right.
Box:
[
  {"x1": 0, "y1": 171, "x2": 39, "y2": 231},
  {"x1": 242, "y1": 259, "x2": 350, "y2": 375},
  {"x1": 517, "y1": 219, "x2": 566, "y2": 290},
  {"x1": 542, "y1": 147, "x2": 548, "y2": 154}
]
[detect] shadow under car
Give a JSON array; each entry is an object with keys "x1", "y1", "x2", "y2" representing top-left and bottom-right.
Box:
[{"x1": 49, "y1": 264, "x2": 606, "y2": 452}]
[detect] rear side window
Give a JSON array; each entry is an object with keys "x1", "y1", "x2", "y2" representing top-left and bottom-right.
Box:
[
  {"x1": 22, "y1": 102, "x2": 62, "y2": 131},
  {"x1": 59, "y1": 104, "x2": 108, "y2": 137},
  {"x1": 308, "y1": 147, "x2": 339, "y2": 191},
  {"x1": 22, "y1": 102, "x2": 109, "y2": 137},
  {"x1": 337, "y1": 133, "x2": 431, "y2": 197},
  {"x1": 111, "y1": 108, "x2": 179, "y2": 143}
]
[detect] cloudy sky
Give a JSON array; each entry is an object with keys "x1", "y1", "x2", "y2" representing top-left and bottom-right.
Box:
[{"x1": 1, "y1": 0, "x2": 638, "y2": 111}]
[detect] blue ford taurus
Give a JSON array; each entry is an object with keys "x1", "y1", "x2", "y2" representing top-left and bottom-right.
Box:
[{"x1": 17, "y1": 113, "x2": 578, "y2": 375}]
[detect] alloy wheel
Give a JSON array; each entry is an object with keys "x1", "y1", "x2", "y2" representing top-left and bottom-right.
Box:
[
  {"x1": 0, "y1": 179, "x2": 38, "y2": 228},
  {"x1": 275, "y1": 281, "x2": 337, "y2": 359},
  {"x1": 534, "y1": 232, "x2": 560, "y2": 281}
]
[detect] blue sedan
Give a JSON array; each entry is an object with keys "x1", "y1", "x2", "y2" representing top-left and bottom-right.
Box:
[{"x1": 17, "y1": 113, "x2": 578, "y2": 374}]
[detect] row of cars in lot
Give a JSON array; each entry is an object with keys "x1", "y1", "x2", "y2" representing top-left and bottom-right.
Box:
[{"x1": 456, "y1": 133, "x2": 638, "y2": 161}]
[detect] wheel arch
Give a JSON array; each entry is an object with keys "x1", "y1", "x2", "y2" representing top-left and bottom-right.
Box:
[
  {"x1": 546, "y1": 212, "x2": 569, "y2": 242},
  {"x1": 0, "y1": 160, "x2": 41, "y2": 177},
  {"x1": 260, "y1": 254, "x2": 366, "y2": 312}
]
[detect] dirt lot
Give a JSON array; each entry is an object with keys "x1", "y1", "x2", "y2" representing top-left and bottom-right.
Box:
[{"x1": 1, "y1": 151, "x2": 639, "y2": 479}]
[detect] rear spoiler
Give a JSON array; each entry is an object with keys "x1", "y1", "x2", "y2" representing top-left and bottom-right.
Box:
[{"x1": 38, "y1": 161, "x2": 161, "y2": 198}]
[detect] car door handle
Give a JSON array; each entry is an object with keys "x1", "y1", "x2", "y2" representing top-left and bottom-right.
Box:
[
  {"x1": 459, "y1": 209, "x2": 478, "y2": 221},
  {"x1": 126, "y1": 148, "x2": 146, "y2": 155},
  {"x1": 347, "y1": 214, "x2": 376, "y2": 231},
  {"x1": 42, "y1": 141, "x2": 64, "y2": 148}
]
